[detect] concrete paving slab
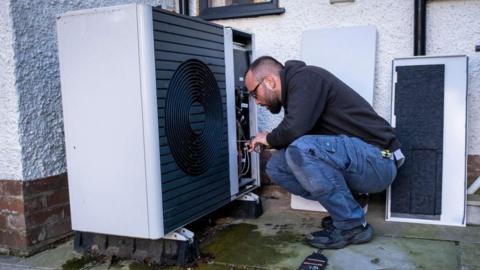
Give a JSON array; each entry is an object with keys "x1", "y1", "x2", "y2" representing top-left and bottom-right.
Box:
[
  {"x1": 366, "y1": 200, "x2": 480, "y2": 244},
  {"x1": 323, "y1": 236, "x2": 458, "y2": 270},
  {"x1": 459, "y1": 242, "x2": 480, "y2": 269},
  {"x1": 0, "y1": 254, "x2": 23, "y2": 264},
  {"x1": 0, "y1": 264, "x2": 55, "y2": 270},
  {"x1": 16, "y1": 241, "x2": 76, "y2": 269}
]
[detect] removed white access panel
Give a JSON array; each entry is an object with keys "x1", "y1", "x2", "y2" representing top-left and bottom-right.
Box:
[
  {"x1": 387, "y1": 55, "x2": 468, "y2": 226},
  {"x1": 291, "y1": 195, "x2": 327, "y2": 212},
  {"x1": 293, "y1": 26, "x2": 376, "y2": 212},
  {"x1": 301, "y1": 26, "x2": 376, "y2": 104}
]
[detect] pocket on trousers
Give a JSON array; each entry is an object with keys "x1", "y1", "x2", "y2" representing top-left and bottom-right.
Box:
[
  {"x1": 309, "y1": 136, "x2": 347, "y2": 171},
  {"x1": 342, "y1": 137, "x2": 358, "y2": 173},
  {"x1": 365, "y1": 156, "x2": 394, "y2": 193}
]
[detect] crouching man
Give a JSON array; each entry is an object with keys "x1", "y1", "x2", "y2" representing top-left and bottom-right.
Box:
[{"x1": 246, "y1": 56, "x2": 404, "y2": 249}]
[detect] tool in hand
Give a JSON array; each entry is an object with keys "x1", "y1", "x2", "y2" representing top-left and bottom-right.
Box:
[{"x1": 246, "y1": 136, "x2": 265, "y2": 153}]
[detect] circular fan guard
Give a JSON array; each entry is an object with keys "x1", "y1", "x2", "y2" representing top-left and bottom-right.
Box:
[{"x1": 165, "y1": 59, "x2": 223, "y2": 176}]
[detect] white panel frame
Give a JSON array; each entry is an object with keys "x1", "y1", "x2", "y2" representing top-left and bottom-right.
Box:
[
  {"x1": 248, "y1": 32, "x2": 261, "y2": 188},
  {"x1": 57, "y1": 4, "x2": 164, "y2": 238},
  {"x1": 301, "y1": 26, "x2": 377, "y2": 105},
  {"x1": 387, "y1": 55, "x2": 468, "y2": 227},
  {"x1": 225, "y1": 28, "x2": 260, "y2": 198},
  {"x1": 224, "y1": 27, "x2": 239, "y2": 197}
]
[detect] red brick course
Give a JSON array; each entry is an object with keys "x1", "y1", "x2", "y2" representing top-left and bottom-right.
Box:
[
  {"x1": 0, "y1": 173, "x2": 72, "y2": 255},
  {"x1": 0, "y1": 230, "x2": 27, "y2": 250},
  {"x1": 0, "y1": 181, "x2": 22, "y2": 196},
  {"x1": 0, "y1": 196, "x2": 24, "y2": 214},
  {"x1": 22, "y1": 174, "x2": 68, "y2": 196}
]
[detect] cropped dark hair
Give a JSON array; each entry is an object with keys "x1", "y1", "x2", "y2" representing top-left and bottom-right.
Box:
[{"x1": 247, "y1": 56, "x2": 284, "y2": 79}]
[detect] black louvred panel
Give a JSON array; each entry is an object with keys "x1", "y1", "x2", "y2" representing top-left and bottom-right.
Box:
[{"x1": 152, "y1": 8, "x2": 230, "y2": 233}]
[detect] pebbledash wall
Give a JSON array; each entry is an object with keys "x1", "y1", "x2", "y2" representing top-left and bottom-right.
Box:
[
  {"x1": 196, "y1": 0, "x2": 480, "y2": 185},
  {"x1": 0, "y1": 0, "x2": 175, "y2": 254}
]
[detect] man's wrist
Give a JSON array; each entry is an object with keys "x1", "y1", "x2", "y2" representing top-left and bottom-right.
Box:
[{"x1": 265, "y1": 132, "x2": 272, "y2": 148}]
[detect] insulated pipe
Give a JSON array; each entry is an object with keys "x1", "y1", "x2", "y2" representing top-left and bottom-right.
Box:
[{"x1": 414, "y1": 0, "x2": 426, "y2": 56}]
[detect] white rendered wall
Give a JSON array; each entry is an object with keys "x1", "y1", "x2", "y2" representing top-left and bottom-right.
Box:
[
  {"x1": 0, "y1": 0, "x2": 23, "y2": 180},
  {"x1": 426, "y1": 1, "x2": 480, "y2": 155},
  {"x1": 0, "y1": 0, "x2": 175, "y2": 181},
  {"x1": 204, "y1": 0, "x2": 480, "y2": 155}
]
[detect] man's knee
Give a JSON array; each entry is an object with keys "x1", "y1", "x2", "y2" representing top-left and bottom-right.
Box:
[
  {"x1": 285, "y1": 143, "x2": 311, "y2": 168},
  {"x1": 285, "y1": 145, "x2": 336, "y2": 196}
]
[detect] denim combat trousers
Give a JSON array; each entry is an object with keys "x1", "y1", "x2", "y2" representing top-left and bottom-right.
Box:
[{"x1": 266, "y1": 135, "x2": 397, "y2": 230}]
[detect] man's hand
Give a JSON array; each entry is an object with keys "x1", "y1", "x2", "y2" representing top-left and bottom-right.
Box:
[{"x1": 247, "y1": 131, "x2": 270, "y2": 153}]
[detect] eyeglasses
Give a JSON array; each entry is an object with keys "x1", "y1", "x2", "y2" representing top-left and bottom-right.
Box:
[{"x1": 248, "y1": 79, "x2": 264, "y2": 99}]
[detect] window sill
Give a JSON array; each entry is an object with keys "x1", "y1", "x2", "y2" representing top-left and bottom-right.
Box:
[{"x1": 199, "y1": 6, "x2": 285, "y2": 20}]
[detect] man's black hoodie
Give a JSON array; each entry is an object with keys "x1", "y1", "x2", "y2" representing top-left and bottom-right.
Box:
[{"x1": 266, "y1": 60, "x2": 401, "y2": 151}]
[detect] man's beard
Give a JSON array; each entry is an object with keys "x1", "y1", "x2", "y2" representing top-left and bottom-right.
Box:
[
  {"x1": 263, "y1": 85, "x2": 282, "y2": 114},
  {"x1": 267, "y1": 100, "x2": 282, "y2": 114}
]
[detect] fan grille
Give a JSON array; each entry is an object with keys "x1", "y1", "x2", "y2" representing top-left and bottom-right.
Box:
[{"x1": 165, "y1": 59, "x2": 224, "y2": 176}]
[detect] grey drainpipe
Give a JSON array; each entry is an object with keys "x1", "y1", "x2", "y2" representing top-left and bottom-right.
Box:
[
  {"x1": 179, "y1": 0, "x2": 189, "y2": 15},
  {"x1": 414, "y1": 0, "x2": 426, "y2": 56}
]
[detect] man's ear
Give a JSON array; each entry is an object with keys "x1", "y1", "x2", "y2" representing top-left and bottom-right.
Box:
[{"x1": 265, "y1": 75, "x2": 276, "y2": 88}]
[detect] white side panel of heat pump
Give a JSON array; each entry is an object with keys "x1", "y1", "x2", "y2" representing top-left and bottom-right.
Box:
[
  {"x1": 136, "y1": 4, "x2": 164, "y2": 239},
  {"x1": 57, "y1": 4, "x2": 160, "y2": 238},
  {"x1": 301, "y1": 26, "x2": 376, "y2": 105}
]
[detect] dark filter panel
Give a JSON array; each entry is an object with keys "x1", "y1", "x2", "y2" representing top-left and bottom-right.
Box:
[{"x1": 391, "y1": 64, "x2": 444, "y2": 217}]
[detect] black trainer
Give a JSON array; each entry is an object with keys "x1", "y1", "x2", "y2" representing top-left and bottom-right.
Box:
[
  {"x1": 306, "y1": 193, "x2": 369, "y2": 240},
  {"x1": 308, "y1": 224, "x2": 374, "y2": 249},
  {"x1": 305, "y1": 217, "x2": 334, "y2": 241}
]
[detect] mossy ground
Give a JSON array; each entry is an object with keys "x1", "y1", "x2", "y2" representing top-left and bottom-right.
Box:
[
  {"x1": 198, "y1": 223, "x2": 309, "y2": 269},
  {"x1": 62, "y1": 256, "x2": 97, "y2": 270}
]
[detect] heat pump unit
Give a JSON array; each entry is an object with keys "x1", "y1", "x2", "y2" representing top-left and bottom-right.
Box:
[{"x1": 57, "y1": 4, "x2": 259, "y2": 239}]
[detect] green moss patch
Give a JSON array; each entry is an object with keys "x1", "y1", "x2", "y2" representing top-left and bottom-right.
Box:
[
  {"x1": 62, "y1": 256, "x2": 97, "y2": 270},
  {"x1": 199, "y1": 223, "x2": 305, "y2": 268}
]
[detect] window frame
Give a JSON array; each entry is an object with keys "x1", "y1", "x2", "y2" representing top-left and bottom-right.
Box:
[{"x1": 198, "y1": 0, "x2": 285, "y2": 20}]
